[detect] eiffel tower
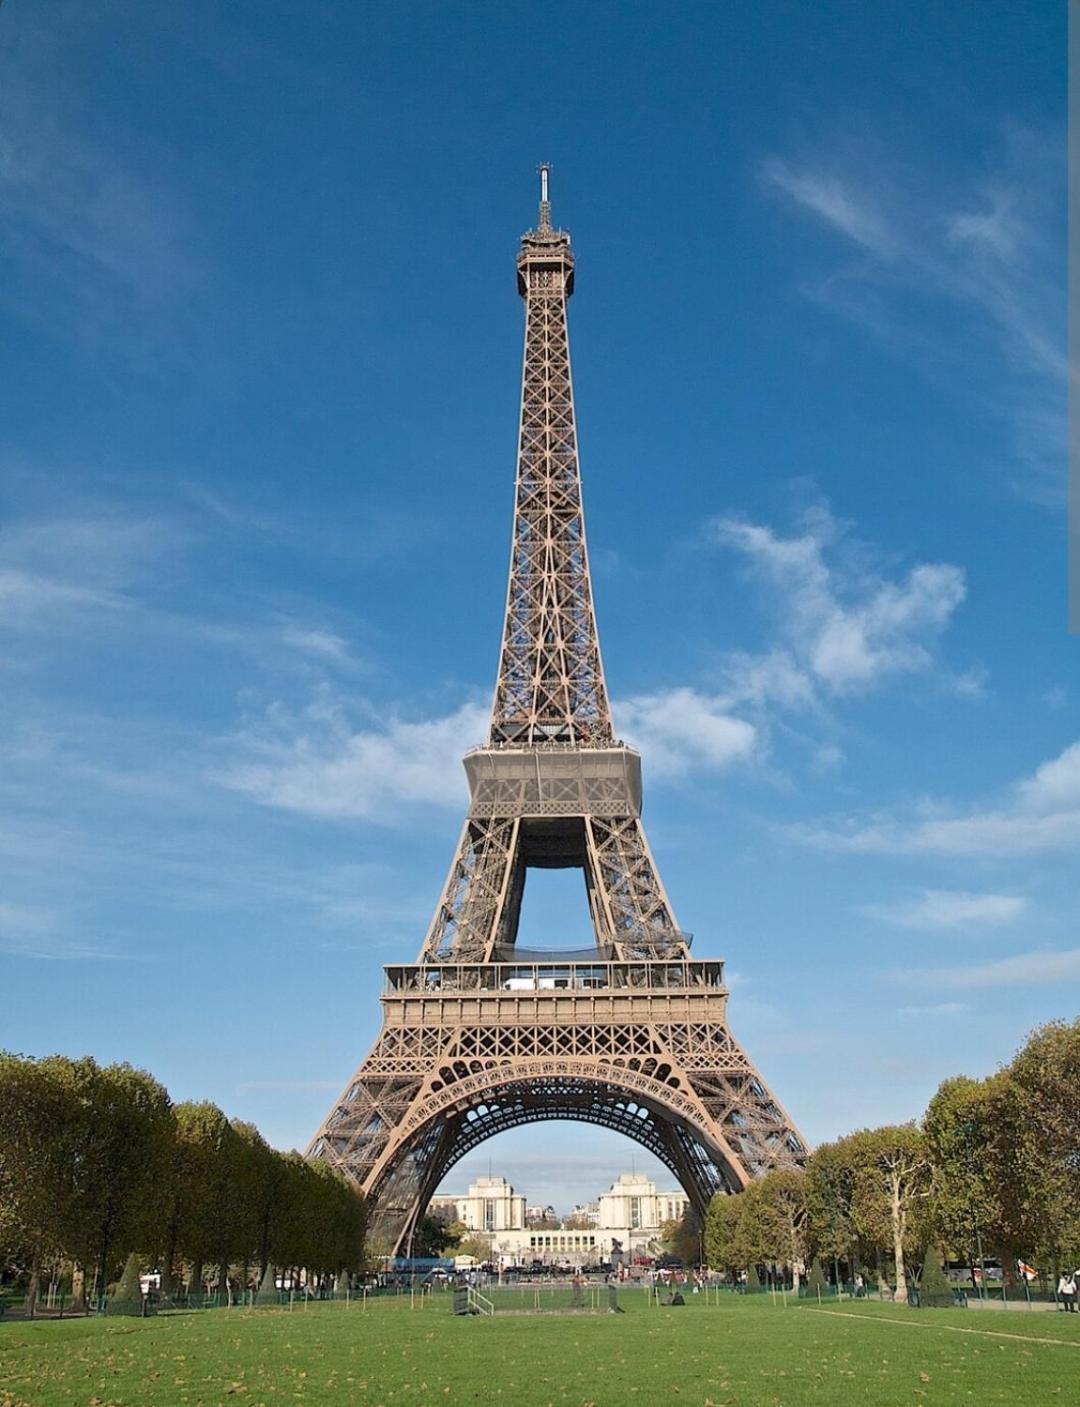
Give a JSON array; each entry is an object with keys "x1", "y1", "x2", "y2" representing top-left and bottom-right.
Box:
[{"x1": 308, "y1": 168, "x2": 807, "y2": 1254}]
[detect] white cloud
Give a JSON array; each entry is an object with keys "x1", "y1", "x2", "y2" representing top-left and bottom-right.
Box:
[
  {"x1": 792, "y1": 738, "x2": 1080, "y2": 857},
  {"x1": 616, "y1": 687, "x2": 757, "y2": 778},
  {"x1": 218, "y1": 502, "x2": 968, "y2": 805},
  {"x1": 860, "y1": 889, "x2": 1027, "y2": 932},
  {"x1": 710, "y1": 504, "x2": 966, "y2": 698},
  {"x1": 906, "y1": 948, "x2": 1080, "y2": 990},
  {"x1": 217, "y1": 698, "x2": 487, "y2": 820}
]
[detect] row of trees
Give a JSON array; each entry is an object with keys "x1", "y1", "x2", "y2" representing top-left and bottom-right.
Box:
[
  {"x1": 704, "y1": 1019, "x2": 1079, "y2": 1301},
  {"x1": 0, "y1": 1053, "x2": 366, "y2": 1312}
]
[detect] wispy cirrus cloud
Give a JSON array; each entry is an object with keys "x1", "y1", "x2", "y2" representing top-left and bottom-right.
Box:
[
  {"x1": 905, "y1": 948, "x2": 1080, "y2": 991},
  {"x1": 0, "y1": 43, "x2": 198, "y2": 347},
  {"x1": 791, "y1": 739, "x2": 1080, "y2": 857},
  {"x1": 761, "y1": 126, "x2": 1064, "y2": 501},
  {"x1": 860, "y1": 889, "x2": 1027, "y2": 932},
  {"x1": 0, "y1": 899, "x2": 127, "y2": 961},
  {"x1": 761, "y1": 157, "x2": 897, "y2": 255}
]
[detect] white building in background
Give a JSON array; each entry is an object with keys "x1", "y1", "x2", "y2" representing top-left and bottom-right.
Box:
[
  {"x1": 429, "y1": 1175, "x2": 526, "y2": 1233},
  {"x1": 432, "y1": 1172, "x2": 688, "y2": 1267},
  {"x1": 598, "y1": 1172, "x2": 689, "y2": 1251}
]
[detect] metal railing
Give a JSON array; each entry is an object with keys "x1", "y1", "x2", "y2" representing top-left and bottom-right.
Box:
[{"x1": 383, "y1": 958, "x2": 723, "y2": 996}]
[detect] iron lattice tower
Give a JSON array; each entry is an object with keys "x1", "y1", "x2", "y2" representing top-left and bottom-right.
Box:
[{"x1": 309, "y1": 170, "x2": 807, "y2": 1253}]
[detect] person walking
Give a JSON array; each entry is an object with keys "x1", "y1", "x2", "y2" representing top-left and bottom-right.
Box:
[{"x1": 1056, "y1": 1271, "x2": 1076, "y2": 1312}]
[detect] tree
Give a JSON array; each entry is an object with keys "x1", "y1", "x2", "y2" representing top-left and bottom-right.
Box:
[
  {"x1": 731, "y1": 1170, "x2": 810, "y2": 1287},
  {"x1": 231, "y1": 1120, "x2": 281, "y2": 1279},
  {"x1": 270, "y1": 1152, "x2": 322, "y2": 1277},
  {"x1": 160, "y1": 1103, "x2": 241, "y2": 1299},
  {"x1": 0, "y1": 1053, "x2": 77, "y2": 1314},
  {"x1": 806, "y1": 1139, "x2": 859, "y2": 1275},
  {"x1": 108, "y1": 1252, "x2": 145, "y2": 1316},
  {"x1": 916, "y1": 1244, "x2": 953, "y2": 1309},
  {"x1": 46, "y1": 1058, "x2": 174, "y2": 1300},
  {"x1": 1004, "y1": 1019, "x2": 1080, "y2": 1271},
  {"x1": 305, "y1": 1160, "x2": 366, "y2": 1277},
  {"x1": 848, "y1": 1125, "x2": 931, "y2": 1304},
  {"x1": 923, "y1": 1074, "x2": 1003, "y2": 1282},
  {"x1": 661, "y1": 1209, "x2": 702, "y2": 1266},
  {"x1": 704, "y1": 1193, "x2": 744, "y2": 1278},
  {"x1": 563, "y1": 1213, "x2": 595, "y2": 1231},
  {"x1": 412, "y1": 1214, "x2": 462, "y2": 1258},
  {"x1": 457, "y1": 1235, "x2": 493, "y2": 1262}
]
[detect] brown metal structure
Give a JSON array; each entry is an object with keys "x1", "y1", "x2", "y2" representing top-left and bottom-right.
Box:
[{"x1": 308, "y1": 170, "x2": 807, "y2": 1253}]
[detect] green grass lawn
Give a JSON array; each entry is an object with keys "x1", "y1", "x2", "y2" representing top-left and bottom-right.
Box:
[{"x1": 2, "y1": 1292, "x2": 1078, "y2": 1407}]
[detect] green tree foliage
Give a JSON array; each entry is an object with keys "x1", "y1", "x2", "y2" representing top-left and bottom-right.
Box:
[
  {"x1": 660, "y1": 1209, "x2": 702, "y2": 1266},
  {"x1": 805, "y1": 1139, "x2": 859, "y2": 1266},
  {"x1": 922, "y1": 1020, "x2": 1080, "y2": 1276},
  {"x1": 231, "y1": 1120, "x2": 281, "y2": 1277},
  {"x1": 265, "y1": 1152, "x2": 364, "y2": 1279},
  {"x1": 736, "y1": 1170, "x2": 810, "y2": 1286},
  {"x1": 412, "y1": 1214, "x2": 462, "y2": 1258},
  {"x1": 456, "y1": 1235, "x2": 493, "y2": 1262},
  {"x1": 1004, "y1": 1019, "x2": 1080, "y2": 1270},
  {"x1": 0, "y1": 1053, "x2": 77, "y2": 1312},
  {"x1": 704, "y1": 1193, "x2": 743, "y2": 1277},
  {"x1": 0, "y1": 1053, "x2": 366, "y2": 1300},
  {"x1": 923, "y1": 1074, "x2": 1003, "y2": 1271},
  {"x1": 45, "y1": 1057, "x2": 174, "y2": 1298},
  {"x1": 164, "y1": 1103, "x2": 243, "y2": 1297}
]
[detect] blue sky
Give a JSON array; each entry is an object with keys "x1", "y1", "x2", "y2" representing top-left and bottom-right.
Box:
[{"x1": 0, "y1": 1, "x2": 1072, "y2": 1210}]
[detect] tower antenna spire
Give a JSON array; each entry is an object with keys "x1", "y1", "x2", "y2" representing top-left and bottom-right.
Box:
[{"x1": 538, "y1": 161, "x2": 552, "y2": 231}]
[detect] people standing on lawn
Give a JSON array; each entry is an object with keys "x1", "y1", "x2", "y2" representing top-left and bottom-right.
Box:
[{"x1": 1057, "y1": 1271, "x2": 1077, "y2": 1311}]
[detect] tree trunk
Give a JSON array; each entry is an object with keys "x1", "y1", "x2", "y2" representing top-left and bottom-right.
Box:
[
  {"x1": 160, "y1": 1223, "x2": 177, "y2": 1302},
  {"x1": 891, "y1": 1181, "x2": 908, "y2": 1304},
  {"x1": 26, "y1": 1253, "x2": 41, "y2": 1318},
  {"x1": 190, "y1": 1261, "x2": 203, "y2": 1302},
  {"x1": 259, "y1": 1214, "x2": 271, "y2": 1281},
  {"x1": 97, "y1": 1231, "x2": 112, "y2": 1308},
  {"x1": 71, "y1": 1264, "x2": 86, "y2": 1313}
]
